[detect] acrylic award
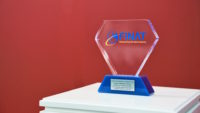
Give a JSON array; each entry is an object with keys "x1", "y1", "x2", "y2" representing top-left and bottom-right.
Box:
[{"x1": 95, "y1": 19, "x2": 159, "y2": 96}]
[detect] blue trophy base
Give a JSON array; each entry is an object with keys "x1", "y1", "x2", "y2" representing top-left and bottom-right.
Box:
[{"x1": 98, "y1": 75, "x2": 154, "y2": 96}]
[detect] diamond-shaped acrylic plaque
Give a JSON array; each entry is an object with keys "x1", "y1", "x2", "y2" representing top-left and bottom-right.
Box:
[{"x1": 95, "y1": 19, "x2": 159, "y2": 96}]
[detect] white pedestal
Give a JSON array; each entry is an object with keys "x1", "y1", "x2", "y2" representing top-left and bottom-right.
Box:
[{"x1": 40, "y1": 83, "x2": 200, "y2": 113}]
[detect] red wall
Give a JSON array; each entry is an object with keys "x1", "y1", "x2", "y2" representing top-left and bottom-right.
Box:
[{"x1": 0, "y1": 0, "x2": 200, "y2": 113}]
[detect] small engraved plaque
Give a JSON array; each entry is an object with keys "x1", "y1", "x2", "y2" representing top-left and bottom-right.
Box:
[{"x1": 111, "y1": 79, "x2": 135, "y2": 92}]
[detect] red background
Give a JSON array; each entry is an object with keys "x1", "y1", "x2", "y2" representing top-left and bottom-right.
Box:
[{"x1": 0, "y1": 0, "x2": 200, "y2": 113}]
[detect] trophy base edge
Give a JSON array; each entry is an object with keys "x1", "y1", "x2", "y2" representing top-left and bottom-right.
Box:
[{"x1": 98, "y1": 75, "x2": 154, "y2": 96}]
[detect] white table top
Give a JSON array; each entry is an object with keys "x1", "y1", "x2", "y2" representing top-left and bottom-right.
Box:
[{"x1": 40, "y1": 83, "x2": 200, "y2": 113}]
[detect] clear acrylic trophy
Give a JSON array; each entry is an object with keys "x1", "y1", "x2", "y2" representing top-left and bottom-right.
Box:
[{"x1": 95, "y1": 19, "x2": 159, "y2": 96}]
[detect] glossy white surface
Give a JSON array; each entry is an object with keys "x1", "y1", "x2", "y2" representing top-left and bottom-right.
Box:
[{"x1": 40, "y1": 83, "x2": 200, "y2": 113}]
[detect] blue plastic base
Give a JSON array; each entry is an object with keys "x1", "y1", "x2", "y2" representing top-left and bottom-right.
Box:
[{"x1": 98, "y1": 75, "x2": 154, "y2": 96}]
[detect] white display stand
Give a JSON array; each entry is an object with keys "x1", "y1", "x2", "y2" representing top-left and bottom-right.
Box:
[{"x1": 40, "y1": 83, "x2": 200, "y2": 113}]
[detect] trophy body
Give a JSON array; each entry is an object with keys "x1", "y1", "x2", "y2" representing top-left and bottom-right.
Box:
[{"x1": 95, "y1": 19, "x2": 159, "y2": 96}]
